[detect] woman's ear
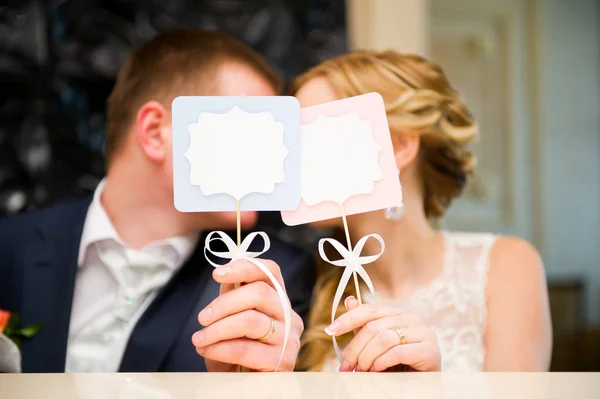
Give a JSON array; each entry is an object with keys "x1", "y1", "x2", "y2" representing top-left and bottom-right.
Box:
[
  {"x1": 135, "y1": 100, "x2": 170, "y2": 163},
  {"x1": 391, "y1": 132, "x2": 420, "y2": 171}
]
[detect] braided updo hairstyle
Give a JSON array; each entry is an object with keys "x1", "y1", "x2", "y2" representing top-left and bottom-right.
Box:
[{"x1": 292, "y1": 50, "x2": 479, "y2": 371}]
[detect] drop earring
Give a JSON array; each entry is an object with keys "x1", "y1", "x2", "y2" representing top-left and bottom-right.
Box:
[{"x1": 384, "y1": 203, "x2": 404, "y2": 221}]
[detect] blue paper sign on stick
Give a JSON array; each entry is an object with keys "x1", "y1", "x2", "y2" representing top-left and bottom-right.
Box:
[{"x1": 172, "y1": 96, "x2": 301, "y2": 212}]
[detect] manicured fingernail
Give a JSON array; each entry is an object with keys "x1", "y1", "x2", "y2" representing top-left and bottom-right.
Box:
[
  {"x1": 192, "y1": 331, "x2": 204, "y2": 345},
  {"x1": 214, "y1": 266, "x2": 231, "y2": 278},
  {"x1": 198, "y1": 307, "x2": 212, "y2": 324},
  {"x1": 324, "y1": 321, "x2": 341, "y2": 336},
  {"x1": 344, "y1": 296, "x2": 354, "y2": 309},
  {"x1": 339, "y1": 361, "x2": 351, "y2": 372}
]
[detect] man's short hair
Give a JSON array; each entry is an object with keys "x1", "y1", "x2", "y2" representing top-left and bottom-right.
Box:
[{"x1": 105, "y1": 28, "x2": 282, "y2": 164}]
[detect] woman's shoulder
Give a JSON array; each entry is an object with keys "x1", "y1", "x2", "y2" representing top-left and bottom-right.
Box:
[
  {"x1": 483, "y1": 236, "x2": 546, "y2": 303},
  {"x1": 444, "y1": 231, "x2": 542, "y2": 270},
  {"x1": 487, "y1": 235, "x2": 544, "y2": 278},
  {"x1": 443, "y1": 232, "x2": 546, "y2": 310}
]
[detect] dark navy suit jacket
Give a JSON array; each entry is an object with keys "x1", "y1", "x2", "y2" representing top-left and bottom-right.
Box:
[{"x1": 0, "y1": 196, "x2": 316, "y2": 372}]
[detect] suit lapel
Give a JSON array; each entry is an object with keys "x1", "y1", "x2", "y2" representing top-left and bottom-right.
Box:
[
  {"x1": 20, "y1": 197, "x2": 91, "y2": 372},
  {"x1": 119, "y1": 234, "x2": 212, "y2": 372}
]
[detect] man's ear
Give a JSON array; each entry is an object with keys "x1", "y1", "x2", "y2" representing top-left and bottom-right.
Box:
[
  {"x1": 391, "y1": 132, "x2": 420, "y2": 172},
  {"x1": 135, "y1": 100, "x2": 169, "y2": 163}
]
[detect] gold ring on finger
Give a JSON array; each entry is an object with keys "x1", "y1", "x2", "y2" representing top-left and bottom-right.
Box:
[
  {"x1": 258, "y1": 316, "x2": 277, "y2": 343},
  {"x1": 391, "y1": 327, "x2": 407, "y2": 345}
]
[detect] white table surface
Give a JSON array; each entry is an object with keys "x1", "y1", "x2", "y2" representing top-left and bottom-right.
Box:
[{"x1": 0, "y1": 372, "x2": 599, "y2": 398}]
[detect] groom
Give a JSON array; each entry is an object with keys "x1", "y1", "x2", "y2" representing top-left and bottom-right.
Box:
[{"x1": 0, "y1": 29, "x2": 315, "y2": 373}]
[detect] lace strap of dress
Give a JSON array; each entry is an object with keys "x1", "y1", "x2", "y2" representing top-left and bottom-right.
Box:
[{"x1": 443, "y1": 231, "x2": 498, "y2": 304}]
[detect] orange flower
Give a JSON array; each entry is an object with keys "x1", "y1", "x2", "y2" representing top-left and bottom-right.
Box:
[{"x1": 0, "y1": 310, "x2": 11, "y2": 333}]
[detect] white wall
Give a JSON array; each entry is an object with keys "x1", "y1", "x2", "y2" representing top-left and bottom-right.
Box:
[{"x1": 535, "y1": 0, "x2": 600, "y2": 324}]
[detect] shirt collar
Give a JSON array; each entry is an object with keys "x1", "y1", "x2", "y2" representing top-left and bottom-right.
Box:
[
  {"x1": 78, "y1": 179, "x2": 119, "y2": 266},
  {"x1": 77, "y1": 179, "x2": 199, "y2": 267}
]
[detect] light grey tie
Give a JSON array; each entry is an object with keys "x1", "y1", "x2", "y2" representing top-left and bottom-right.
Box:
[{"x1": 98, "y1": 248, "x2": 176, "y2": 322}]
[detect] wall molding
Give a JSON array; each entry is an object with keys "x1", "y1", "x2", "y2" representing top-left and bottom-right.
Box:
[
  {"x1": 346, "y1": 0, "x2": 430, "y2": 55},
  {"x1": 526, "y1": 0, "x2": 546, "y2": 254}
]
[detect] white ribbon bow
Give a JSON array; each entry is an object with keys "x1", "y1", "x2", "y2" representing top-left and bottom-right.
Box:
[
  {"x1": 318, "y1": 233, "x2": 385, "y2": 363},
  {"x1": 204, "y1": 231, "x2": 291, "y2": 372}
]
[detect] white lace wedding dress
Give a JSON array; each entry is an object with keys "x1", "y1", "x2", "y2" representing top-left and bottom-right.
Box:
[{"x1": 322, "y1": 231, "x2": 497, "y2": 372}]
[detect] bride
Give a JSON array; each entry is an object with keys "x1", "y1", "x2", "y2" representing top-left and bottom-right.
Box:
[{"x1": 293, "y1": 50, "x2": 552, "y2": 372}]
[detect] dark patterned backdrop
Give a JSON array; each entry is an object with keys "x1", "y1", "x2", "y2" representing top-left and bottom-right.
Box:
[{"x1": 0, "y1": 0, "x2": 346, "y2": 245}]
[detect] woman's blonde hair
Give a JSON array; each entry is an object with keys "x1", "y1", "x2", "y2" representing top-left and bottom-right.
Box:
[{"x1": 292, "y1": 50, "x2": 478, "y2": 371}]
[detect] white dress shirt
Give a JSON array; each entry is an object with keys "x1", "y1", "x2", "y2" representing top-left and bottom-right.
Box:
[{"x1": 65, "y1": 180, "x2": 198, "y2": 372}]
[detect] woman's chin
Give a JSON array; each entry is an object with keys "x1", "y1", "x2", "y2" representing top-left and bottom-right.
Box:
[{"x1": 309, "y1": 218, "x2": 342, "y2": 230}]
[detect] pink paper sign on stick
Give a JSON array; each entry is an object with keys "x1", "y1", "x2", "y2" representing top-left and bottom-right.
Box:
[{"x1": 281, "y1": 92, "x2": 402, "y2": 226}]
